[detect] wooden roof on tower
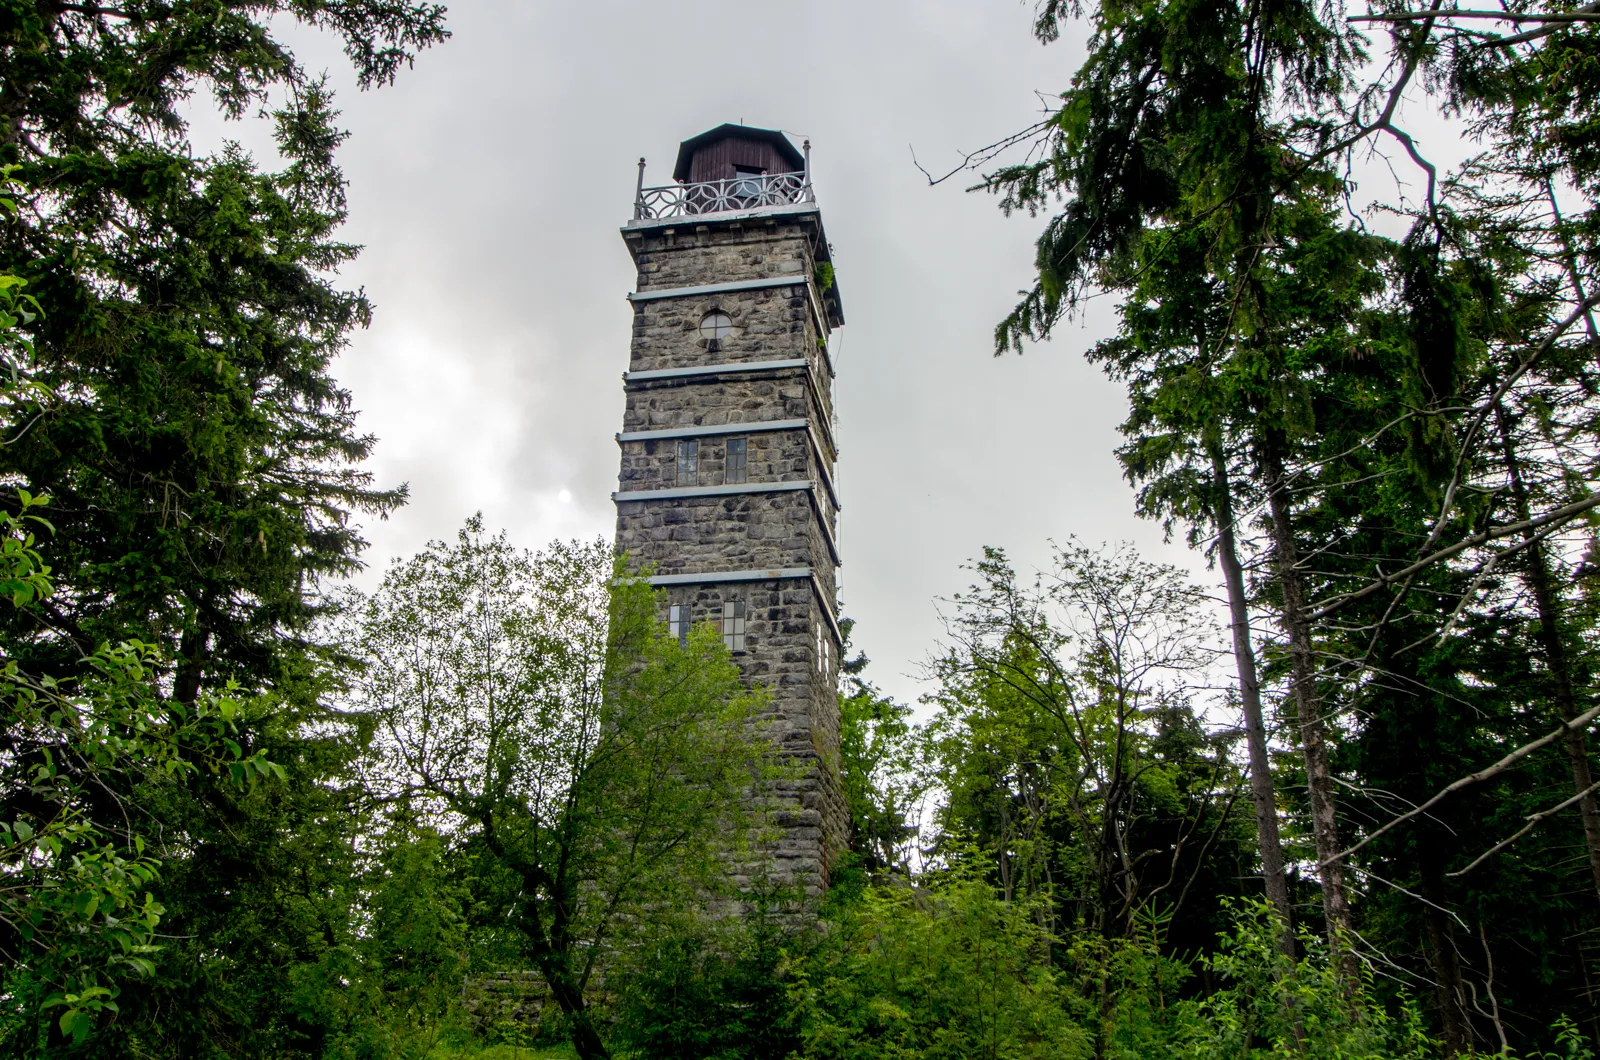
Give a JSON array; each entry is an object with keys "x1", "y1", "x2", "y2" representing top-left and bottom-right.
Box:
[{"x1": 673, "y1": 124, "x2": 806, "y2": 183}]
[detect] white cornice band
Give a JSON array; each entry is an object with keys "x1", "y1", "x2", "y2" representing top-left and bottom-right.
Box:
[
  {"x1": 612, "y1": 480, "x2": 811, "y2": 503},
  {"x1": 645, "y1": 567, "x2": 811, "y2": 586},
  {"x1": 620, "y1": 202, "x2": 821, "y2": 234},
  {"x1": 626, "y1": 276, "x2": 804, "y2": 303},
  {"x1": 624, "y1": 358, "x2": 808, "y2": 383},
  {"x1": 617, "y1": 418, "x2": 807, "y2": 443}
]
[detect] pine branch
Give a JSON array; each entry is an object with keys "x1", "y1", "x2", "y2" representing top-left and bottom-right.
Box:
[
  {"x1": 1350, "y1": 7, "x2": 1600, "y2": 24},
  {"x1": 1449, "y1": 778, "x2": 1600, "y2": 877},
  {"x1": 1307, "y1": 491, "x2": 1600, "y2": 621},
  {"x1": 1320, "y1": 702, "x2": 1600, "y2": 867}
]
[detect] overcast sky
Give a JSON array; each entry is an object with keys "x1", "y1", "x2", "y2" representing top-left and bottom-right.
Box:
[{"x1": 190, "y1": 2, "x2": 1251, "y2": 705}]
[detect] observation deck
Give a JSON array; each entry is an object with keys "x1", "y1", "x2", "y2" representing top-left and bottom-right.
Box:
[{"x1": 633, "y1": 169, "x2": 816, "y2": 222}]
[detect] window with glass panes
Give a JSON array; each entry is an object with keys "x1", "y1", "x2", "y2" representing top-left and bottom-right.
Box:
[
  {"x1": 726, "y1": 437, "x2": 747, "y2": 484},
  {"x1": 722, "y1": 601, "x2": 746, "y2": 652},
  {"x1": 676, "y1": 439, "x2": 698, "y2": 486},
  {"x1": 698, "y1": 311, "x2": 732, "y2": 340}
]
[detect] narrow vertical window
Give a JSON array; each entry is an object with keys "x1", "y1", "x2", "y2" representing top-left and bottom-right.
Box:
[
  {"x1": 676, "y1": 438, "x2": 698, "y2": 486},
  {"x1": 722, "y1": 600, "x2": 746, "y2": 652},
  {"x1": 726, "y1": 437, "x2": 747, "y2": 484},
  {"x1": 669, "y1": 604, "x2": 687, "y2": 644}
]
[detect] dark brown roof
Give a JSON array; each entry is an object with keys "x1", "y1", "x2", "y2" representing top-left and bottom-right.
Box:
[{"x1": 673, "y1": 124, "x2": 804, "y2": 183}]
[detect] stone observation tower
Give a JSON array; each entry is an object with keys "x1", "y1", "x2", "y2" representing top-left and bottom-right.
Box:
[{"x1": 613, "y1": 124, "x2": 847, "y2": 895}]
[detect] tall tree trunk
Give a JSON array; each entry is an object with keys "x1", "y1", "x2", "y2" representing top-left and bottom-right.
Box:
[
  {"x1": 1209, "y1": 442, "x2": 1295, "y2": 955},
  {"x1": 1420, "y1": 837, "x2": 1475, "y2": 1056},
  {"x1": 485, "y1": 827, "x2": 612, "y2": 1060},
  {"x1": 1260, "y1": 438, "x2": 1354, "y2": 957},
  {"x1": 173, "y1": 624, "x2": 210, "y2": 706},
  {"x1": 539, "y1": 962, "x2": 610, "y2": 1060},
  {"x1": 1493, "y1": 400, "x2": 1600, "y2": 901}
]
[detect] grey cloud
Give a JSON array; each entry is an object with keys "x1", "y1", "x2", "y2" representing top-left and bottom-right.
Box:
[{"x1": 203, "y1": 1, "x2": 1205, "y2": 705}]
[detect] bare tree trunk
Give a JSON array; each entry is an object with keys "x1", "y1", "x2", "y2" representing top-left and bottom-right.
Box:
[
  {"x1": 1209, "y1": 443, "x2": 1295, "y2": 956},
  {"x1": 1493, "y1": 400, "x2": 1600, "y2": 902},
  {"x1": 1260, "y1": 439, "x2": 1354, "y2": 959},
  {"x1": 1420, "y1": 843, "x2": 1474, "y2": 1056}
]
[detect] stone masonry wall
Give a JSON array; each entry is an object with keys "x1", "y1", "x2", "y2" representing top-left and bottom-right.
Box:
[
  {"x1": 621, "y1": 377, "x2": 808, "y2": 437},
  {"x1": 625, "y1": 218, "x2": 836, "y2": 426},
  {"x1": 616, "y1": 208, "x2": 846, "y2": 896},
  {"x1": 615, "y1": 492, "x2": 812, "y2": 576},
  {"x1": 623, "y1": 367, "x2": 837, "y2": 466},
  {"x1": 631, "y1": 220, "x2": 812, "y2": 291},
  {"x1": 618, "y1": 426, "x2": 808, "y2": 489}
]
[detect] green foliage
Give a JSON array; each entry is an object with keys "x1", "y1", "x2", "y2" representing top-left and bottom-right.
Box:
[
  {"x1": 837, "y1": 621, "x2": 923, "y2": 873},
  {"x1": 611, "y1": 906, "x2": 799, "y2": 1060},
  {"x1": 0, "y1": 1, "x2": 447, "y2": 697},
  {"x1": 347, "y1": 520, "x2": 773, "y2": 1060},
  {"x1": 0, "y1": 270, "x2": 297, "y2": 1052},
  {"x1": 0, "y1": 3, "x2": 446, "y2": 1050},
  {"x1": 1171, "y1": 904, "x2": 1439, "y2": 1060},
  {"x1": 924, "y1": 542, "x2": 1253, "y2": 945},
  {"x1": 977, "y1": 0, "x2": 1600, "y2": 1047},
  {"x1": 791, "y1": 869, "x2": 1090, "y2": 1060},
  {"x1": 784, "y1": 875, "x2": 1453, "y2": 1060},
  {"x1": 6, "y1": 0, "x2": 1600, "y2": 1054}
]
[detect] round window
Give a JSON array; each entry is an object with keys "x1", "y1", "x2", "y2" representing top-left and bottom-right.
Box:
[{"x1": 698, "y1": 311, "x2": 733, "y2": 340}]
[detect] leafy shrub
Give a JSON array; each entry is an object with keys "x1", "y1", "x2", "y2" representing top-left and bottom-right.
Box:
[
  {"x1": 611, "y1": 906, "x2": 799, "y2": 1060},
  {"x1": 790, "y1": 871, "x2": 1090, "y2": 1060}
]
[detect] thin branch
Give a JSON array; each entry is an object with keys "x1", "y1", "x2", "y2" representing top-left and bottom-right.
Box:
[
  {"x1": 1448, "y1": 777, "x2": 1600, "y2": 877},
  {"x1": 1421, "y1": 294, "x2": 1600, "y2": 558},
  {"x1": 910, "y1": 119, "x2": 1053, "y2": 187},
  {"x1": 1322, "y1": 702, "x2": 1600, "y2": 867},
  {"x1": 1307, "y1": 491, "x2": 1600, "y2": 621},
  {"x1": 1350, "y1": 8, "x2": 1600, "y2": 23},
  {"x1": 1348, "y1": 863, "x2": 1471, "y2": 929},
  {"x1": 1487, "y1": 1, "x2": 1600, "y2": 44}
]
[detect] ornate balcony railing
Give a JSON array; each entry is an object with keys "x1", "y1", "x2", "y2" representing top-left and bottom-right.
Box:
[{"x1": 633, "y1": 170, "x2": 814, "y2": 221}]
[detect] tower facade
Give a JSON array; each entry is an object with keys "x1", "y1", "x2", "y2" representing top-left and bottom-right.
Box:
[{"x1": 614, "y1": 124, "x2": 847, "y2": 895}]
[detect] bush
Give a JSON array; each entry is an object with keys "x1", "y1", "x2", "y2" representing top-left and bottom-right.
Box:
[
  {"x1": 790, "y1": 871, "x2": 1089, "y2": 1060},
  {"x1": 611, "y1": 906, "x2": 798, "y2": 1060}
]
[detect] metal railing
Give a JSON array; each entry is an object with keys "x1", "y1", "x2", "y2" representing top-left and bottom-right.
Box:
[
  {"x1": 634, "y1": 171, "x2": 813, "y2": 220},
  {"x1": 632, "y1": 139, "x2": 815, "y2": 220}
]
